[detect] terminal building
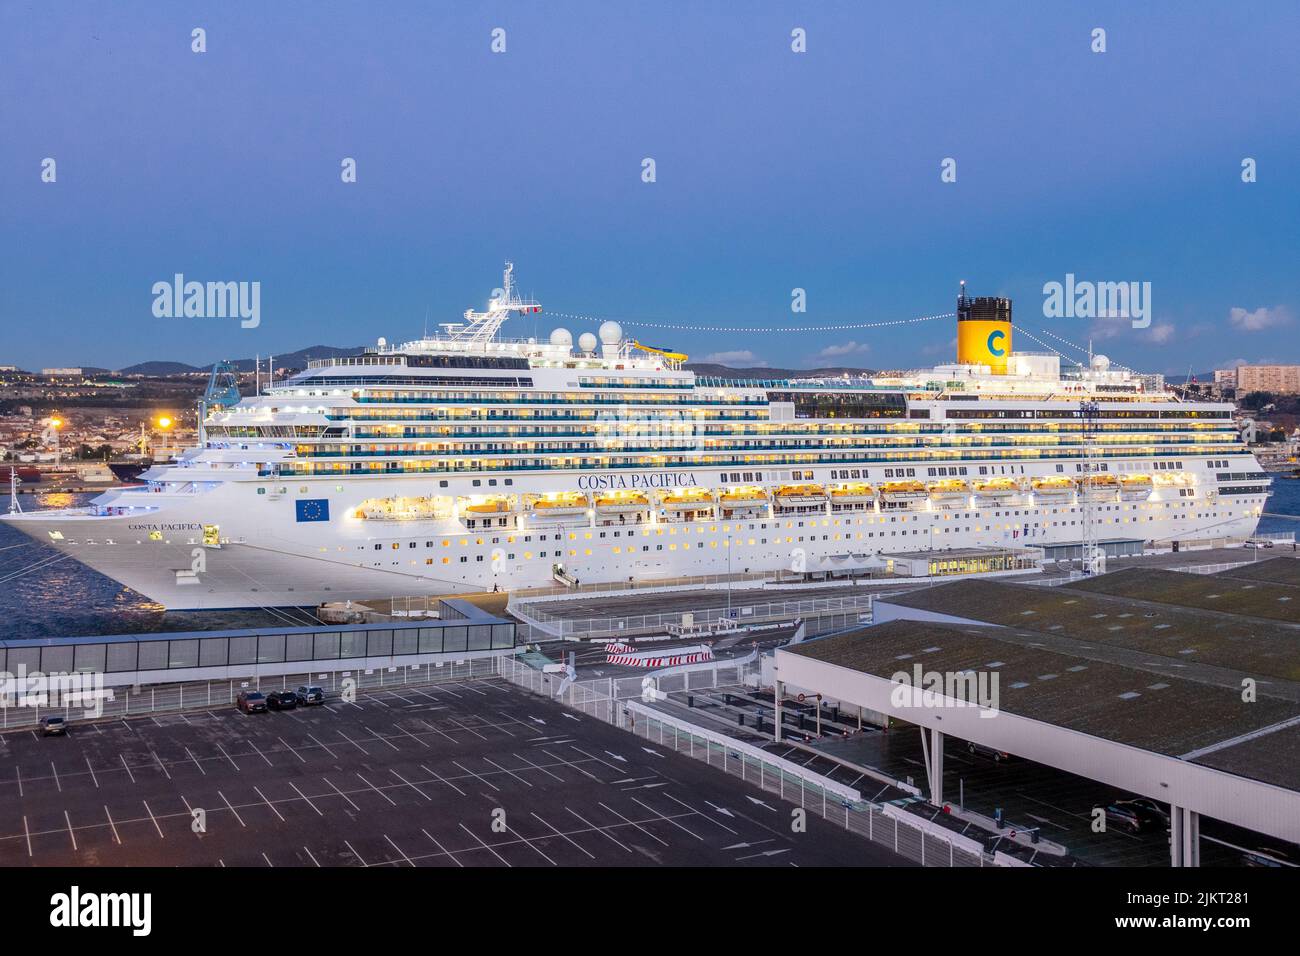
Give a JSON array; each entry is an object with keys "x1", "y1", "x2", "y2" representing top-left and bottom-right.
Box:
[{"x1": 775, "y1": 557, "x2": 1300, "y2": 865}]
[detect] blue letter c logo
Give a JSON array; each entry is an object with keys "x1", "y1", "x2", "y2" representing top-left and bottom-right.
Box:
[{"x1": 987, "y1": 329, "x2": 1006, "y2": 357}]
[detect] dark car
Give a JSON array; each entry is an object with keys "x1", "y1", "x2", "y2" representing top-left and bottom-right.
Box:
[
  {"x1": 1116, "y1": 797, "x2": 1170, "y2": 828},
  {"x1": 295, "y1": 685, "x2": 325, "y2": 705},
  {"x1": 967, "y1": 742, "x2": 1013, "y2": 762},
  {"x1": 266, "y1": 690, "x2": 299, "y2": 710},
  {"x1": 39, "y1": 715, "x2": 69, "y2": 736},
  {"x1": 236, "y1": 691, "x2": 268, "y2": 714},
  {"x1": 1103, "y1": 800, "x2": 1165, "y2": 834}
]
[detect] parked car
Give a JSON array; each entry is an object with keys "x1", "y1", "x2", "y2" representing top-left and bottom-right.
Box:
[
  {"x1": 1245, "y1": 537, "x2": 1274, "y2": 549},
  {"x1": 39, "y1": 715, "x2": 69, "y2": 736},
  {"x1": 236, "y1": 691, "x2": 268, "y2": 714},
  {"x1": 295, "y1": 685, "x2": 325, "y2": 705},
  {"x1": 1103, "y1": 800, "x2": 1165, "y2": 834},
  {"x1": 1115, "y1": 797, "x2": 1170, "y2": 828},
  {"x1": 266, "y1": 690, "x2": 299, "y2": 710},
  {"x1": 967, "y1": 742, "x2": 1013, "y2": 762}
]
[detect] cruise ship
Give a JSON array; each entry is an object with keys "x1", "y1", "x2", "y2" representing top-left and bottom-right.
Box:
[{"x1": 2, "y1": 266, "x2": 1269, "y2": 609}]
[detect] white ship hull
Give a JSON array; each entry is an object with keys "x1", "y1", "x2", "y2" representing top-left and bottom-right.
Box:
[{"x1": 1, "y1": 464, "x2": 1267, "y2": 609}]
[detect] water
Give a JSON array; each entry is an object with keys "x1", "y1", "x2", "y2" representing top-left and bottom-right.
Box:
[
  {"x1": 0, "y1": 491, "x2": 307, "y2": 640},
  {"x1": 2, "y1": 481, "x2": 1298, "y2": 641}
]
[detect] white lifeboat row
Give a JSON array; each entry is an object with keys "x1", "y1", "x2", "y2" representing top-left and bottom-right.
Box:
[{"x1": 355, "y1": 474, "x2": 1164, "y2": 522}]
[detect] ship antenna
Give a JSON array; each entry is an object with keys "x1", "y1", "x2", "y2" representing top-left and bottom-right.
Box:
[{"x1": 7, "y1": 465, "x2": 21, "y2": 514}]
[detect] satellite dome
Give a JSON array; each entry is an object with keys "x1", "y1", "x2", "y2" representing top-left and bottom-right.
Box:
[
  {"x1": 549, "y1": 328, "x2": 573, "y2": 347},
  {"x1": 1091, "y1": 354, "x2": 1111, "y2": 372},
  {"x1": 578, "y1": 332, "x2": 598, "y2": 353},
  {"x1": 377, "y1": 336, "x2": 387, "y2": 348},
  {"x1": 598, "y1": 321, "x2": 623, "y2": 345}
]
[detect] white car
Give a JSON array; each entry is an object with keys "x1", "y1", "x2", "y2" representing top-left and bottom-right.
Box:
[{"x1": 1245, "y1": 538, "x2": 1275, "y2": 549}]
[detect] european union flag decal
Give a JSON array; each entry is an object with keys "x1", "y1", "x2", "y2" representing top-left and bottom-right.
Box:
[{"x1": 295, "y1": 498, "x2": 330, "y2": 522}]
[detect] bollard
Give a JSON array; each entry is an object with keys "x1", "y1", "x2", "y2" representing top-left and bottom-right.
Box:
[
  {"x1": 737, "y1": 713, "x2": 745, "y2": 727},
  {"x1": 687, "y1": 695, "x2": 694, "y2": 708}
]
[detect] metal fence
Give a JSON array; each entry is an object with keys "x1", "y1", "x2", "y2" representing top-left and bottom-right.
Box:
[
  {"x1": 510, "y1": 592, "x2": 876, "y2": 641},
  {"x1": 496, "y1": 654, "x2": 990, "y2": 867},
  {"x1": 0, "y1": 655, "x2": 500, "y2": 730}
]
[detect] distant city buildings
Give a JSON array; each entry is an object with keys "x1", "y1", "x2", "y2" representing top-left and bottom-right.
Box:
[
  {"x1": 1225, "y1": 364, "x2": 1300, "y2": 395},
  {"x1": 41, "y1": 367, "x2": 84, "y2": 376}
]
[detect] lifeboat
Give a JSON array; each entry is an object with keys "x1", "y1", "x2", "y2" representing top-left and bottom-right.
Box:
[
  {"x1": 829, "y1": 483, "x2": 875, "y2": 504},
  {"x1": 1031, "y1": 476, "x2": 1075, "y2": 500},
  {"x1": 719, "y1": 487, "x2": 769, "y2": 511},
  {"x1": 355, "y1": 496, "x2": 437, "y2": 521},
  {"x1": 529, "y1": 492, "x2": 589, "y2": 516},
  {"x1": 973, "y1": 478, "x2": 1024, "y2": 501},
  {"x1": 1119, "y1": 475, "x2": 1153, "y2": 500},
  {"x1": 775, "y1": 483, "x2": 827, "y2": 506},
  {"x1": 464, "y1": 497, "x2": 514, "y2": 515},
  {"x1": 660, "y1": 490, "x2": 713, "y2": 511},
  {"x1": 595, "y1": 492, "x2": 650, "y2": 513},
  {"x1": 1078, "y1": 474, "x2": 1119, "y2": 501},
  {"x1": 927, "y1": 479, "x2": 970, "y2": 501},
  {"x1": 879, "y1": 480, "x2": 928, "y2": 502}
]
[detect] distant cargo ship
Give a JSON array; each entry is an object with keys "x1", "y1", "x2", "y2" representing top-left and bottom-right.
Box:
[{"x1": 0, "y1": 266, "x2": 1269, "y2": 609}]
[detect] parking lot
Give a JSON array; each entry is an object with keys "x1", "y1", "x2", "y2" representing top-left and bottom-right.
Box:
[{"x1": 0, "y1": 676, "x2": 905, "y2": 867}]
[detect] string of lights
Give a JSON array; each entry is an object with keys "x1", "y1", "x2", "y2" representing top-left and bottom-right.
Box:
[{"x1": 544, "y1": 310, "x2": 956, "y2": 334}]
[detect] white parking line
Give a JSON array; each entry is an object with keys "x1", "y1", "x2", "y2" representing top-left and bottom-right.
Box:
[
  {"x1": 104, "y1": 806, "x2": 121, "y2": 845},
  {"x1": 323, "y1": 777, "x2": 362, "y2": 813},
  {"x1": 15, "y1": 766, "x2": 22, "y2": 798},
  {"x1": 451, "y1": 760, "x2": 499, "y2": 792},
  {"x1": 416, "y1": 717, "x2": 457, "y2": 744},
  {"x1": 64, "y1": 810, "x2": 77, "y2": 851},
  {"x1": 84, "y1": 758, "x2": 99, "y2": 790},
  {"x1": 354, "y1": 772, "x2": 397, "y2": 806},
  {"x1": 247, "y1": 742, "x2": 275, "y2": 767},
  {"x1": 384, "y1": 834, "x2": 416, "y2": 867},
  {"x1": 142, "y1": 800, "x2": 165, "y2": 839},
  {"x1": 421, "y1": 828, "x2": 463, "y2": 868},
  {"x1": 217, "y1": 790, "x2": 246, "y2": 828},
  {"x1": 530, "y1": 811, "x2": 594, "y2": 860},
  {"x1": 288, "y1": 781, "x2": 324, "y2": 816},
  {"x1": 337, "y1": 731, "x2": 369, "y2": 755},
  {"x1": 511, "y1": 751, "x2": 565, "y2": 782},
  {"x1": 389, "y1": 769, "x2": 432, "y2": 802},
  {"x1": 153, "y1": 752, "x2": 172, "y2": 780},
  {"x1": 276, "y1": 736, "x2": 308, "y2": 763},
  {"x1": 50, "y1": 761, "x2": 62, "y2": 793},
  {"x1": 22, "y1": 815, "x2": 31, "y2": 857},
  {"x1": 365, "y1": 728, "x2": 401, "y2": 752},
  {"x1": 482, "y1": 756, "x2": 533, "y2": 788},
  {"x1": 253, "y1": 786, "x2": 286, "y2": 822},
  {"x1": 541, "y1": 749, "x2": 602, "y2": 782},
  {"x1": 119, "y1": 755, "x2": 136, "y2": 783},
  {"x1": 458, "y1": 823, "x2": 512, "y2": 867},
  {"x1": 565, "y1": 807, "x2": 631, "y2": 852},
  {"x1": 631, "y1": 796, "x2": 701, "y2": 841},
  {"x1": 446, "y1": 717, "x2": 489, "y2": 740},
  {"x1": 599, "y1": 801, "x2": 669, "y2": 847},
  {"x1": 303, "y1": 846, "x2": 321, "y2": 867},
  {"x1": 419, "y1": 764, "x2": 466, "y2": 797},
  {"x1": 343, "y1": 839, "x2": 367, "y2": 866},
  {"x1": 306, "y1": 733, "x2": 338, "y2": 759},
  {"x1": 214, "y1": 743, "x2": 240, "y2": 772},
  {"x1": 262, "y1": 852, "x2": 273, "y2": 867},
  {"x1": 663, "y1": 793, "x2": 738, "y2": 835},
  {"x1": 395, "y1": 726, "x2": 430, "y2": 748},
  {"x1": 185, "y1": 747, "x2": 207, "y2": 775}
]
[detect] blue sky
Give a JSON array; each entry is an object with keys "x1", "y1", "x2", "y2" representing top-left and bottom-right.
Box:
[{"x1": 2, "y1": 1, "x2": 1297, "y2": 374}]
